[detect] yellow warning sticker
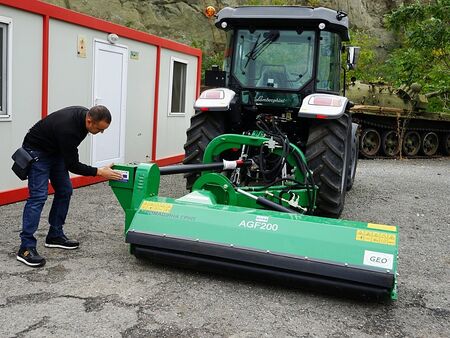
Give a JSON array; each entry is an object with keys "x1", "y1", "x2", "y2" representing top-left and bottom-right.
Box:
[
  {"x1": 140, "y1": 201, "x2": 173, "y2": 213},
  {"x1": 356, "y1": 230, "x2": 396, "y2": 246},
  {"x1": 367, "y1": 223, "x2": 397, "y2": 232}
]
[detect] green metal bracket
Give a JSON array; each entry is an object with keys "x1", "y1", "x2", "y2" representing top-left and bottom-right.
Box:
[
  {"x1": 202, "y1": 133, "x2": 309, "y2": 182},
  {"x1": 200, "y1": 133, "x2": 316, "y2": 210},
  {"x1": 192, "y1": 173, "x2": 237, "y2": 205},
  {"x1": 130, "y1": 163, "x2": 160, "y2": 209},
  {"x1": 110, "y1": 163, "x2": 160, "y2": 233},
  {"x1": 109, "y1": 164, "x2": 137, "y2": 211}
]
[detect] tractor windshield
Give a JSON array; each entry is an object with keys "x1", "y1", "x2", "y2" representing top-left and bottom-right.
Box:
[{"x1": 232, "y1": 29, "x2": 315, "y2": 90}]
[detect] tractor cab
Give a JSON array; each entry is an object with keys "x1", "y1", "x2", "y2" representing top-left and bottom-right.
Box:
[{"x1": 206, "y1": 6, "x2": 350, "y2": 112}]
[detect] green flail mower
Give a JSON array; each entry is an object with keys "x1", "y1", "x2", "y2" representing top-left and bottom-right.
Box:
[{"x1": 110, "y1": 132, "x2": 398, "y2": 300}]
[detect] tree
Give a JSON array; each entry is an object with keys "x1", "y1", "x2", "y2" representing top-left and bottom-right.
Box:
[
  {"x1": 383, "y1": 0, "x2": 450, "y2": 111},
  {"x1": 345, "y1": 30, "x2": 383, "y2": 82}
]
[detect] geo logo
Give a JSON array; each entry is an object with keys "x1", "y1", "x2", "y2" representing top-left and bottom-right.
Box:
[{"x1": 363, "y1": 250, "x2": 394, "y2": 270}]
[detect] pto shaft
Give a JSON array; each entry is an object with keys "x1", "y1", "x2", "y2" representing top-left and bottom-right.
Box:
[{"x1": 159, "y1": 160, "x2": 251, "y2": 175}]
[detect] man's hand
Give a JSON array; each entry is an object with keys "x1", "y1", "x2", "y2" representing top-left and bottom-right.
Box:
[{"x1": 97, "y1": 164, "x2": 123, "y2": 180}]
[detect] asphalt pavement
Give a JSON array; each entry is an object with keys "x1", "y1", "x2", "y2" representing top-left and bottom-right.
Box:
[{"x1": 0, "y1": 158, "x2": 449, "y2": 337}]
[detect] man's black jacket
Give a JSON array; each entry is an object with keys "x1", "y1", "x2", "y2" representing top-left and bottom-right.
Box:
[{"x1": 23, "y1": 106, "x2": 97, "y2": 176}]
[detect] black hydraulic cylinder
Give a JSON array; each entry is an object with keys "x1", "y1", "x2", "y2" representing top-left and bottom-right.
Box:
[
  {"x1": 236, "y1": 188, "x2": 296, "y2": 214},
  {"x1": 256, "y1": 196, "x2": 297, "y2": 214}
]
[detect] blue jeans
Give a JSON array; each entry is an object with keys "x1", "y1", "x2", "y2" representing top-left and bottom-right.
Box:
[{"x1": 20, "y1": 149, "x2": 73, "y2": 249}]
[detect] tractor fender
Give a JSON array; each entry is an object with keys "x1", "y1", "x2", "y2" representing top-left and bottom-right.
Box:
[
  {"x1": 298, "y1": 93, "x2": 348, "y2": 119},
  {"x1": 194, "y1": 88, "x2": 236, "y2": 111}
]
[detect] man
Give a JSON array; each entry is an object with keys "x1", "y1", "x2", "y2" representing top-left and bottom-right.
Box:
[{"x1": 17, "y1": 105, "x2": 123, "y2": 268}]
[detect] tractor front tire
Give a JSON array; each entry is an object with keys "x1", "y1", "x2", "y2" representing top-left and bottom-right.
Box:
[
  {"x1": 183, "y1": 111, "x2": 226, "y2": 190},
  {"x1": 305, "y1": 114, "x2": 351, "y2": 218}
]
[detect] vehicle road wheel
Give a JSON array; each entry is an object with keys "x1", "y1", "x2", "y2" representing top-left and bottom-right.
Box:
[
  {"x1": 440, "y1": 132, "x2": 450, "y2": 156},
  {"x1": 305, "y1": 114, "x2": 351, "y2": 218},
  {"x1": 381, "y1": 130, "x2": 400, "y2": 157},
  {"x1": 421, "y1": 132, "x2": 439, "y2": 156},
  {"x1": 183, "y1": 111, "x2": 226, "y2": 190},
  {"x1": 360, "y1": 128, "x2": 381, "y2": 157},
  {"x1": 402, "y1": 131, "x2": 421, "y2": 156}
]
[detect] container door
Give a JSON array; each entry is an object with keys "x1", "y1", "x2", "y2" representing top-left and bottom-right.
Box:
[{"x1": 91, "y1": 40, "x2": 128, "y2": 167}]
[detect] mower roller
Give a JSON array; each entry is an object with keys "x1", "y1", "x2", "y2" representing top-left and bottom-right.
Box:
[{"x1": 110, "y1": 133, "x2": 398, "y2": 300}]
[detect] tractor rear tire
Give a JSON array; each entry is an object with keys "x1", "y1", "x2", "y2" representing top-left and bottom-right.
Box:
[
  {"x1": 183, "y1": 111, "x2": 226, "y2": 190},
  {"x1": 305, "y1": 114, "x2": 351, "y2": 218},
  {"x1": 346, "y1": 123, "x2": 359, "y2": 191}
]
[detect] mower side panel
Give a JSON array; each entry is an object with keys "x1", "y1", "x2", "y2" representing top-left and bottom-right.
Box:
[{"x1": 129, "y1": 197, "x2": 397, "y2": 269}]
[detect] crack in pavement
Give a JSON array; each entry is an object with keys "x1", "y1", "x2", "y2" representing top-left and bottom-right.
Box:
[
  {"x1": 0, "y1": 264, "x2": 70, "y2": 283},
  {"x1": 12, "y1": 316, "x2": 50, "y2": 338}
]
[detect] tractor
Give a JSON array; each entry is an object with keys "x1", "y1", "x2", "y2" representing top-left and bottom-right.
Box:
[{"x1": 184, "y1": 6, "x2": 360, "y2": 218}]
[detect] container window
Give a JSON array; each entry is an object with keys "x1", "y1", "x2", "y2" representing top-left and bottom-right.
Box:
[
  {"x1": 0, "y1": 23, "x2": 7, "y2": 116},
  {"x1": 0, "y1": 16, "x2": 11, "y2": 120},
  {"x1": 169, "y1": 59, "x2": 187, "y2": 115}
]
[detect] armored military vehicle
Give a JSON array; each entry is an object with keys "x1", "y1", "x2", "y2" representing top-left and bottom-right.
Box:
[{"x1": 347, "y1": 80, "x2": 450, "y2": 157}]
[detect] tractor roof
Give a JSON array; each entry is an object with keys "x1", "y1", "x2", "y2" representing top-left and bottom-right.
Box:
[{"x1": 215, "y1": 6, "x2": 350, "y2": 41}]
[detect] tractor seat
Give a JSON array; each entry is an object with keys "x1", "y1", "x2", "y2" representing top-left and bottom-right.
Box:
[{"x1": 258, "y1": 69, "x2": 289, "y2": 88}]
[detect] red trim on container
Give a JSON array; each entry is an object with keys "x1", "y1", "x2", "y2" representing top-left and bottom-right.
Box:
[
  {"x1": 71, "y1": 176, "x2": 107, "y2": 187},
  {"x1": 196, "y1": 52, "x2": 202, "y2": 97},
  {"x1": 0, "y1": 0, "x2": 201, "y2": 57},
  {"x1": 0, "y1": 154, "x2": 183, "y2": 205},
  {"x1": 151, "y1": 46, "x2": 161, "y2": 162},
  {"x1": 0, "y1": 187, "x2": 30, "y2": 205},
  {"x1": 154, "y1": 154, "x2": 185, "y2": 167},
  {"x1": 0, "y1": 176, "x2": 106, "y2": 206},
  {"x1": 41, "y1": 15, "x2": 49, "y2": 118}
]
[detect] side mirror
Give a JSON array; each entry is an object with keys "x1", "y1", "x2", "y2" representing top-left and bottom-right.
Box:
[{"x1": 346, "y1": 46, "x2": 360, "y2": 70}]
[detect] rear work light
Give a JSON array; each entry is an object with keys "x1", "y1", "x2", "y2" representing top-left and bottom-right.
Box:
[
  {"x1": 194, "y1": 88, "x2": 236, "y2": 112},
  {"x1": 298, "y1": 93, "x2": 348, "y2": 119},
  {"x1": 308, "y1": 96, "x2": 342, "y2": 107},
  {"x1": 200, "y1": 90, "x2": 225, "y2": 99}
]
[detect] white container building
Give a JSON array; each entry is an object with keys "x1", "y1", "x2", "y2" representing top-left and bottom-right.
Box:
[{"x1": 0, "y1": 0, "x2": 202, "y2": 205}]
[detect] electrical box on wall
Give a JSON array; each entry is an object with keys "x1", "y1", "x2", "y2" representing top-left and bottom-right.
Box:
[
  {"x1": 130, "y1": 51, "x2": 139, "y2": 60},
  {"x1": 77, "y1": 35, "x2": 87, "y2": 58}
]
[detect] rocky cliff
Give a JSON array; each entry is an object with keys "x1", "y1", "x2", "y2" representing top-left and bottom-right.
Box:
[{"x1": 42, "y1": 0, "x2": 408, "y2": 48}]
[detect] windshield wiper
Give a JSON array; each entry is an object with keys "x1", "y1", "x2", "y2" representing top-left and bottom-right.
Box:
[{"x1": 243, "y1": 30, "x2": 280, "y2": 69}]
